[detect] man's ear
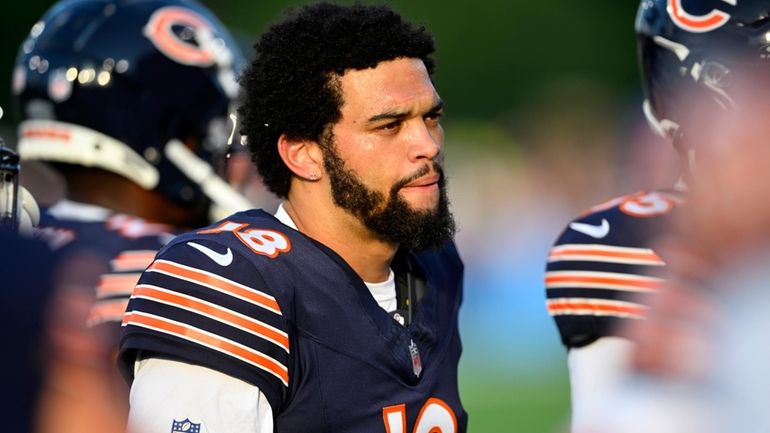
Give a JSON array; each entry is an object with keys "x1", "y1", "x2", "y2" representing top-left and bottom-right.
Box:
[{"x1": 277, "y1": 134, "x2": 323, "y2": 181}]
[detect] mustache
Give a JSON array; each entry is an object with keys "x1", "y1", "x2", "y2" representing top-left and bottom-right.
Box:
[{"x1": 390, "y1": 161, "x2": 444, "y2": 195}]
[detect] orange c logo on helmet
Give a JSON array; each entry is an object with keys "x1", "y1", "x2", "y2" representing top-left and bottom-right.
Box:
[
  {"x1": 667, "y1": 0, "x2": 735, "y2": 33},
  {"x1": 144, "y1": 6, "x2": 216, "y2": 66}
]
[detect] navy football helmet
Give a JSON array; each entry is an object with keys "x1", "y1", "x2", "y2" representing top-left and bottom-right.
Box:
[
  {"x1": 636, "y1": 0, "x2": 770, "y2": 152},
  {"x1": 13, "y1": 0, "x2": 251, "y2": 214}
]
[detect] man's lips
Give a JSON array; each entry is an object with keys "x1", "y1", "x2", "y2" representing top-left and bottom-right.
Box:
[{"x1": 403, "y1": 174, "x2": 440, "y2": 188}]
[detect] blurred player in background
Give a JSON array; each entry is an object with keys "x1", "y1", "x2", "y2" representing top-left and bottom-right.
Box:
[
  {"x1": 11, "y1": 0, "x2": 251, "y2": 421},
  {"x1": 119, "y1": 2, "x2": 465, "y2": 432},
  {"x1": 13, "y1": 0, "x2": 249, "y2": 349},
  {"x1": 583, "y1": 72, "x2": 770, "y2": 433},
  {"x1": 543, "y1": 0, "x2": 770, "y2": 431},
  {"x1": 0, "y1": 113, "x2": 49, "y2": 433},
  {"x1": 1, "y1": 122, "x2": 125, "y2": 433}
]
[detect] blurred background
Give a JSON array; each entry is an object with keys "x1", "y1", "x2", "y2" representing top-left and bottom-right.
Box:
[{"x1": 0, "y1": 1, "x2": 681, "y2": 432}]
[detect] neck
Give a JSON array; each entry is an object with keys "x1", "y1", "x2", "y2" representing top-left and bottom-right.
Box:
[
  {"x1": 63, "y1": 168, "x2": 206, "y2": 228},
  {"x1": 283, "y1": 182, "x2": 396, "y2": 283}
]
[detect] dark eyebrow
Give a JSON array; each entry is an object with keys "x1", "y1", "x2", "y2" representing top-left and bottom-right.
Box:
[{"x1": 366, "y1": 99, "x2": 444, "y2": 124}]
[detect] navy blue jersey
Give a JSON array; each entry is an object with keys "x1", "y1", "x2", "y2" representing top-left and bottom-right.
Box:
[
  {"x1": 545, "y1": 190, "x2": 685, "y2": 348},
  {"x1": 1, "y1": 232, "x2": 57, "y2": 433},
  {"x1": 119, "y1": 209, "x2": 466, "y2": 433},
  {"x1": 35, "y1": 205, "x2": 179, "y2": 344}
]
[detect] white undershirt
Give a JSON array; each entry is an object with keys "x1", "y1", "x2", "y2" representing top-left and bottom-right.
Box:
[{"x1": 128, "y1": 203, "x2": 397, "y2": 433}]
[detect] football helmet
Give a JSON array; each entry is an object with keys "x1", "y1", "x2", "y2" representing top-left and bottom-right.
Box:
[
  {"x1": 636, "y1": 0, "x2": 770, "y2": 150},
  {"x1": 13, "y1": 0, "x2": 251, "y2": 214}
]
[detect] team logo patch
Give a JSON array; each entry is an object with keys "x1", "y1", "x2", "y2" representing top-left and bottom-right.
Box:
[
  {"x1": 171, "y1": 418, "x2": 200, "y2": 433},
  {"x1": 187, "y1": 241, "x2": 233, "y2": 266},
  {"x1": 144, "y1": 6, "x2": 217, "y2": 67}
]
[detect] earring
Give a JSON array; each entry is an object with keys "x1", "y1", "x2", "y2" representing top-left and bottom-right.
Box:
[{"x1": 308, "y1": 172, "x2": 319, "y2": 181}]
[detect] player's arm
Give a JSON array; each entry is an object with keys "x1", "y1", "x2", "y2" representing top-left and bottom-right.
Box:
[
  {"x1": 545, "y1": 213, "x2": 665, "y2": 432},
  {"x1": 128, "y1": 356, "x2": 273, "y2": 433},
  {"x1": 119, "y1": 239, "x2": 290, "y2": 432},
  {"x1": 566, "y1": 337, "x2": 634, "y2": 432}
]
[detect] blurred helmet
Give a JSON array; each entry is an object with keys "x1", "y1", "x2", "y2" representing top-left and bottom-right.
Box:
[
  {"x1": 13, "y1": 0, "x2": 250, "y2": 212},
  {"x1": 635, "y1": 0, "x2": 770, "y2": 150}
]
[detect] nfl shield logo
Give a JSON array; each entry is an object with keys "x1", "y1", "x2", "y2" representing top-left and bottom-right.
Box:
[
  {"x1": 409, "y1": 339, "x2": 422, "y2": 378},
  {"x1": 171, "y1": 419, "x2": 201, "y2": 433}
]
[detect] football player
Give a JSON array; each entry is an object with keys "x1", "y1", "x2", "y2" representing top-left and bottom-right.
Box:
[
  {"x1": 11, "y1": 0, "x2": 251, "y2": 423},
  {"x1": 119, "y1": 3, "x2": 465, "y2": 433},
  {"x1": 544, "y1": 0, "x2": 770, "y2": 431},
  {"x1": 13, "y1": 0, "x2": 250, "y2": 346},
  {"x1": 1, "y1": 123, "x2": 126, "y2": 433}
]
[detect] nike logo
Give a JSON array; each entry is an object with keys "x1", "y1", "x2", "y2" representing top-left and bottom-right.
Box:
[
  {"x1": 569, "y1": 218, "x2": 610, "y2": 239},
  {"x1": 187, "y1": 242, "x2": 233, "y2": 266}
]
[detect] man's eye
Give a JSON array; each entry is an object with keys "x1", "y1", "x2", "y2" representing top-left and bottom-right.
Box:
[
  {"x1": 379, "y1": 121, "x2": 400, "y2": 131},
  {"x1": 425, "y1": 112, "x2": 443, "y2": 123}
]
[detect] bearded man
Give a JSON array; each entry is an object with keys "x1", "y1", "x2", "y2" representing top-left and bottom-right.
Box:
[{"x1": 119, "y1": 3, "x2": 466, "y2": 433}]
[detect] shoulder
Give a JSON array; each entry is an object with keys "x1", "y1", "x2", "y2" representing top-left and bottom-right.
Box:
[
  {"x1": 120, "y1": 213, "x2": 293, "y2": 409},
  {"x1": 36, "y1": 208, "x2": 182, "y2": 329},
  {"x1": 545, "y1": 190, "x2": 684, "y2": 348},
  {"x1": 166, "y1": 209, "x2": 293, "y2": 260},
  {"x1": 552, "y1": 190, "x2": 685, "y2": 251},
  {"x1": 37, "y1": 208, "x2": 178, "y2": 253},
  {"x1": 147, "y1": 210, "x2": 293, "y2": 309}
]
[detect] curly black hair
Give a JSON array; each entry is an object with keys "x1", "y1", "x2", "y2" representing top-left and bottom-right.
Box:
[{"x1": 238, "y1": 2, "x2": 436, "y2": 198}]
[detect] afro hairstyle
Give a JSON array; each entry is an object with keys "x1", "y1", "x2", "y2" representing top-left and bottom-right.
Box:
[{"x1": 238, "y1": 2, "x2": 436, "y2": 198}]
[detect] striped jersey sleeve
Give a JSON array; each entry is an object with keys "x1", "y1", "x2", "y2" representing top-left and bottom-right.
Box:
[
  {"x1": 119, "y1": 239, "x2": 289, "y2": 410},
  {"x1": 88, "y1": 249, "x2": 158, "y2": 328},
  {"x1": 545, "y1": 219, "x2": 667, "y2": 348}
]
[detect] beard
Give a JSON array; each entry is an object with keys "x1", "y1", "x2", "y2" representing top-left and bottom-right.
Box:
[{"x1": 321, "y1": 137, "x2": 456, "y2": 251}]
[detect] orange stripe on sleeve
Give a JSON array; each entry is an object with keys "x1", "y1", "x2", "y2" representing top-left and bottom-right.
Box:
[
  {"x1": 111, "y1": 250, "x2": 158, "y2": 272},
  {"x1": 123, "y1": 311, "x2": 289, "y2": 386},
  {"x1": 97, "y1": 273, "x2": 142, "y2": 298},
  {"x1": 545, "y1": 275, "x2": 661, "y2": 290},
  {"x1": 88, "y1": 299, "x2": 130, "y2": 326},
  {"x1": 545, "y1": 271, "x2": 662, "y2": 292},
  {"x1": 132, "y1": 285, "x2": 289, "y2": 353},
  {"x1": 147, "y1": 260, "x2": 281, "y2": 315},
  {"x1": 548, "y1": 245, "x2": 664, "y2": 265},
  {"x1": 547, "y1": 298, "x2": 646, "y2": 318}
]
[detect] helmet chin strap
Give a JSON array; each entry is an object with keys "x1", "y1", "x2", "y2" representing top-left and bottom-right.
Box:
[
  {"x1": 643, "y1": 100, "x2": 680, "y2": 139},
  {"x1": 644, "y1": 100, "x2": 697, "y2": 181},
  {"x1": 670, "y1": 123, "x2": 698, "y2": 181},
  {"x1": 163, "y1": 139, "x2": 253, "y2": 222},
  {"x1": 687, "y1": 149, "x2": 697, "y2": 175}
]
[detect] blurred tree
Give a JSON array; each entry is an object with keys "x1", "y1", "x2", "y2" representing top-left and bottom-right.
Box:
[
  {"x1": 0, "y1": 0, "x2": 52, "y2": 125},
  {"x1": 204, "y1": 0, "x2": 641, "y2": 120},
  {"x1": 2, "y1": 0, "x2": 640, "y2": 137}
]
